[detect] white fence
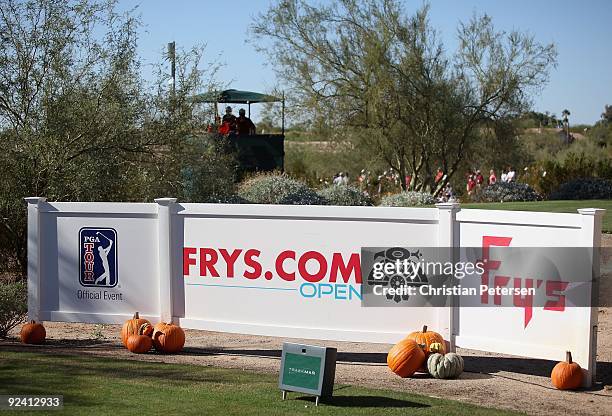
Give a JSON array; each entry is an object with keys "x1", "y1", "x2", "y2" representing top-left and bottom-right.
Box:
[{"x1": 25, "y1": 197, "x2": 604, "y2": 386}]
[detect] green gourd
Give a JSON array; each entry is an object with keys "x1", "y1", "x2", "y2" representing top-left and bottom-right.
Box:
[{"x1": 427, "y1": 352, "x2": 464, "y2": 379}]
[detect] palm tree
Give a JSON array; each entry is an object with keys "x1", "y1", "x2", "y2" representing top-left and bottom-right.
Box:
[{"x1": 562, "y1": 109, "x2": 571, "y2": 142}]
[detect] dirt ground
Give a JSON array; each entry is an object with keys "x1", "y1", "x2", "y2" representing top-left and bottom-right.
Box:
[{"x1": 2, "y1": 235, "x2": 612, "y2": 416}]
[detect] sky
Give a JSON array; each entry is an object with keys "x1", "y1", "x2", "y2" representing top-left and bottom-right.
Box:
[{"x1": 118, "y1": 0, "x2": 612, "y2": 125}]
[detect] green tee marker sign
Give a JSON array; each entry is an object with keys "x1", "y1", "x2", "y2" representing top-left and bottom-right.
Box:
[
  {"x1": 283, "y1": 353, "x2": 321, "y2": 390},
  {"x1": 279, "y1": 343, "x2": 337, "y2": 406}
]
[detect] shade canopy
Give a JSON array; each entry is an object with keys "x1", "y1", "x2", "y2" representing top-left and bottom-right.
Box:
[{"x1": 191, "y1": 89, "x2": 282, "y2": 104}]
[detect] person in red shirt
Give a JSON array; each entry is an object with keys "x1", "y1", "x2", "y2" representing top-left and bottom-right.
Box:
[
  {"x1": 434, "y1": 168, "x2": 444, "y2": 184},
  {"x1": 218, "y1": 122, "x2": 230, "y2": 135},
  {"x1": 475, "y1": 170, "x2": 484, "y2": 186},
  {"x1": 236, "y1": 108, "x2": 256, "y2": 135},
  {"x1": 467, "y1": 175, "x2": 476, "y2": 195},
  {"x1": 488, "y1": 169, "x2": 497, "y2": 185},
  {"x1": 222, "y1": 106, "x2": 237, "y2": 133}
]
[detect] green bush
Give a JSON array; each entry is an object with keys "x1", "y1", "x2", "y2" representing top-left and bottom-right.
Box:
[
  {"x1": 237, "y1": 173, "x2": 326, "y2": 205},
  {"x1": 0, "y1": 280, "x2": 27, "y2": 338},
  {"x1": 380, "y1": 191, "x2": 434, "y2": 207},
  {"x1": 524, "y1": 151, "x2": 612, "y2": 197},
  {"x1": 478, "y1": 182, "x2": 541, "y2": 202},
  {"x1": 317, "y1": 185, "x2": 372, "y2": 206},
  {"x1": 181, "y1": 136, "x2": 239, "y2": 203},
  {"x1": 550, "y1": 178, "x2": 612, "y2": 200}
]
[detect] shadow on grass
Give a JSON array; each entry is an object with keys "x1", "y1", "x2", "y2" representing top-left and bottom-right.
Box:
[
  {"x1": 0, "y1": 338, "x2": 121, "y2": 348},
  {"x1": 296, "y1": 395, "x2": 430, "y2": 408},
  {"x1": 0, "y1": 352, "x2": 254, "y2": 387}
]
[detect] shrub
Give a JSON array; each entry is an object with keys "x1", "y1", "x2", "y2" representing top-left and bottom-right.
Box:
[
  {"x1": 204, "y1": 194, "x2": 249, "y2": 204},
  {"x1": 380, "y1": 191, "x2": 435, "y2": 207},
  {"x1": 181, "y1": 136, "x2": 239, "y2": 203},
  {"x1": 479, "y1": 182, "x2": 541, "y2": 202},
  {"x1": 237, "y1": 173, "x2": 326, "y2": 205},
  {"x1": 549, "y1": 178, "x2": 612, "y2": 200},
  {"x1": 0, "y1": 280, "x2": 27, "y2": 338},
  {"x1": 523, "y1": 152, "x2": 612, "y2": 197},
  {"x1": 317, "y1": 185, "x2": 372, "y2": 206}
]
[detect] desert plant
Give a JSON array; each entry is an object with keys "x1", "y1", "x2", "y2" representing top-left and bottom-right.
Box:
[
  {"x1": 549, "y1": 178, "x2": 612, "y2": 200},
  {"x1": 317, "y1": 185, "x2": 372, "y2": 206},
  {"x1": 380, "y1": 191, "x2": 435, "y2": 207},
  {"x1": 237, "y1": 173, "x2": 326, "y2": 205},
  {"x1": 181, "y1": 136, "x2": 240, "y2": 203},
  {"x1": 478, "y1": 182, "x2": 541, "y2": 202},
  {"x1": 0, "y1": 280, "x2": 27, "y2": 338}
]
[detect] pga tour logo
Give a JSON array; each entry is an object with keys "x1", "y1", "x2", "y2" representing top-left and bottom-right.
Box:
[{"x1": 79, "y1": 228, "x2": 117, "y2": 287}]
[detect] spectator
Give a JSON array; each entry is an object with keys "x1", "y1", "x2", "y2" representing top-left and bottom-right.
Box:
[
  {"x1": 506, "y1": 167, "x2": 516, "y2": 182},
  {"x1": 236, "y1": 108, "x2": 256, "y2": 135},
  {"x1": 222, "y1": 106, "x2": 237, "y2": 132},
  {"x1": 488, "y1": 169, "x2": 497, "y2": 185},
  {"x1": 333, "y1": 172, "x2": 343, "y2": 186},
  {"x1": 343, "y1": 172, "x2": 349, "y2": 185},
  {"x1": 501, "y1": 169, "x2": 508, "y2": 183},
  {"x1": 475, "y1": 170, "x2": 484, "y2": 186},
  {"x1": 444, "y1": 183, "x2": 455, "y2": 202},
  {"x1": 218, "y1": 122, "x2": 230, "y2": 135},
  {"x1": 405, "y1": 175, "x2": 411, "y2": 189},
  {"x1": 435, "y1": 168, "x2": 444, "y2": 184},
  {"x1": 466, "y1": 175, "x2": 476, "y2": 195}
]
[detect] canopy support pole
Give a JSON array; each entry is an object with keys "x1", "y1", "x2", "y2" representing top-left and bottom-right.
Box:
[
  {"x1": 281, "y1": 92, "x2": 285, "y2": 136},
  {"x1": 248, "y1": 102, "x2": 251, "y2": 118}
]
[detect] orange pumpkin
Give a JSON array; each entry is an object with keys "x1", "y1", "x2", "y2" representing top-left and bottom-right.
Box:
[
  {"x1": 387, "y1": 338, "x2": 426, "y2": 378},
  {"x1": 126, "y1": 323, "x2": 153, "y2": 354},
  {"x1": 140, "y1": 322, "x2": 154, "y2": 337},
  {"x1": 152, "y1": 322, "x2": 185, "y2": 353},
  {"x1": 121, "y1": 312, "x2": 151, "y2": 348},
  {"x1": 406, "y1": 325, "x2": 445, "y2": 354},
  {"x1": 20, "y1": 321, "x2": 46, "y2": 344},
  {"x1": 551, "y1": 351, "x2": 583, "y2": 390}
]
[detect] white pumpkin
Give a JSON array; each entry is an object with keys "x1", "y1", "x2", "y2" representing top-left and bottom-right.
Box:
[{"x1": 427, "y1": 352, "x2": 464, "y2": 379}]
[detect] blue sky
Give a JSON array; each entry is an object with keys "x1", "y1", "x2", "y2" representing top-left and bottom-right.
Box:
[{"x1": 119, "y1": 0, "x2": 612, "y2": 124}]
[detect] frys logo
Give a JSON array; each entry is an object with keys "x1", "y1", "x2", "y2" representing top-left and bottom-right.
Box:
[{"x1": 79, "y1": 228, "x2": 117, "y2": 287}]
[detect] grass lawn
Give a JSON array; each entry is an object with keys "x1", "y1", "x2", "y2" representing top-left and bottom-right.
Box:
[
  {"x1": 0, "y1": 350, "x2": 520, "y2": 416},
  {"x1": 461, "y1": 199, "x2": 612, "y2": 233}
]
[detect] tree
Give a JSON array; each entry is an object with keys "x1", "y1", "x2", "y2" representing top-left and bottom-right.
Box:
[
  {"x1": 251, "y1": 0, "x2": 557, "y2": 193},
  {"x1": 0, "y1": 0, "x2": 229, "y2": 277},
  {"x1": 601, "y1": 105, "x2": 612, "y2": 123},
  {"x1": 561, "y1": 109, "x2": 571, "y2": 141}
]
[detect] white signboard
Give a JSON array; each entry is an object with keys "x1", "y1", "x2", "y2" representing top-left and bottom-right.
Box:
[
  {"x1": 178, "y1": 204, "x2": 448, "y2": 342},
  {"x1": 25, "y1": 198, "x2": 603, "y2": 386}
]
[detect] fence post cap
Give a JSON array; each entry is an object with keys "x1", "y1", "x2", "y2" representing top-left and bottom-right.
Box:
[
  {"x1": 435, "y1": 202, "x2": 460, "y2": 210},
  {"x1": 154, "y1": 198, "x2": 177, "y2": 206},
  {"x1": 24, "y1": 197, "x2": 47, "y2": 205},
  {"x1": 577, "y1": 208, "x2": 606, "y2": 216}
]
